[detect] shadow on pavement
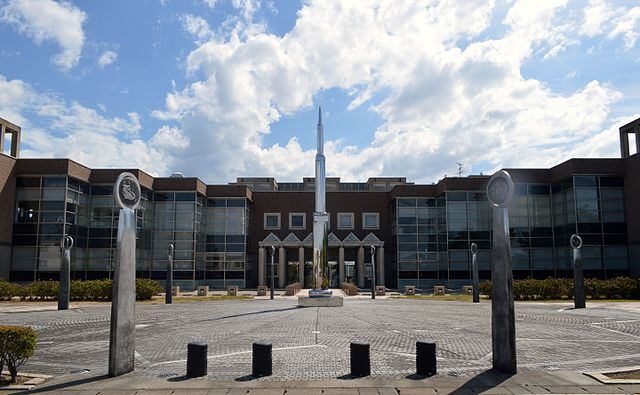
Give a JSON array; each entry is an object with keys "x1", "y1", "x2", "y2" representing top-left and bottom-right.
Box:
[
  {"x1": 193, "y1": 306, "x2": 301, "y2": 323},
  {"x1": 235, "y1": 374, "x2": 259, "y2": 382},
  {"x1": 21, "y1": 374, "x2": 109, "y2": 394},
  {"x1": 448, "y1": 369, "x2": 514, "y2": 395}
]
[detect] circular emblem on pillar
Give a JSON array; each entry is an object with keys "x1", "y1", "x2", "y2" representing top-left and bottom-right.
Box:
[
  {"x1": 470, "y1": 243, "x2": 478, "y2": 255},
  {"x1": 62, "y1": 235, "x2": 74, "y2": 250},
  {"x1": 486, "y1": 170, "x2": 514, "y2": 207},
  {"x1": 570, "y1": 234, "x2": 583, "y2": 249},
  {"x1": 114, "y1": 172, "x2": 141, "y2": 210}
]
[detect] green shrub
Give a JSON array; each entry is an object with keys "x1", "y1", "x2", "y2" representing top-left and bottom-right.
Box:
[
  {"x1": 0, "y1": 326, "x2": 37, "y2": 383},
  {"x1": 478, "y1": 277, "x2": 639, "y2": 301},
  {"x1": 24, "y1": 281, "x2": 58, "y2": 300},
  {"x1": 0, "y1": 280, "x2": 24, "y2": 300},
  {"x1": 135, "y1": 279, "x2": 162, "y2": 300}
]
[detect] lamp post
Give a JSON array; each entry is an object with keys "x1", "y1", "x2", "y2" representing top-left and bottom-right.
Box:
[
  {"x1": 270, "y1": 246, "x2": 275, "y2": 300},
  {"x1": 370, "y1": 246, "x2": 376, "y2": 300}
]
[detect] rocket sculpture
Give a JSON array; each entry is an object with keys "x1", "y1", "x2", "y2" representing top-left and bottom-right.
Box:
[{"x1": 312, "y1": 107, "x2": 329, "y2": 289}]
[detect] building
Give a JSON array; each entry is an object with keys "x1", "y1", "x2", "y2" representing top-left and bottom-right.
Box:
[{"x1": 1, "y1": 116, "x2": 639, "y2": 290}]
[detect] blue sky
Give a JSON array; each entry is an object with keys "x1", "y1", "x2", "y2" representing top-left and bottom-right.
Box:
[{"x1": 0, "y1": 0, "x2": 639, "y2": 183}]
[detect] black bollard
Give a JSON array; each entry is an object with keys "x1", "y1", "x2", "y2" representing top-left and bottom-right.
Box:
[
  {"x1": 252, "y1": 342, "x2": 272, "y2": 377},
  {"x1": 416, "y1": 341, "x2": 437, "y2": 376},
  {"x1": 350, "y1": 342, "x2": 370, "y2": 377},
  {"x1": 186, "y1": 342, "x2": 208, "y2": 377}
]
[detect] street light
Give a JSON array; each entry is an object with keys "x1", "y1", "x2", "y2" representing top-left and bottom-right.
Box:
[
  {"x1": 270, "y1": 246, "x2": 275, "y2": 300},
  {"x1": 370, "y1": 245, "x2": 376, "y2": 300}
]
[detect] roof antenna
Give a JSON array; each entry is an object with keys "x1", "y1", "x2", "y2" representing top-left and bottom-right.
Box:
[{"x1": 457, "y1": 162, "x2": 463, "y2": 177}]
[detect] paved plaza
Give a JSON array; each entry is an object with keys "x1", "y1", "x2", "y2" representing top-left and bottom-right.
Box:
[{"x1": 2, "y1": 298, "x2": 640, "y2": 384}]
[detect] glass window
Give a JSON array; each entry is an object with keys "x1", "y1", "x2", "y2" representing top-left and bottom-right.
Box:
[
  {"x1": 289, "y1": 213, "x2": 306, "y2": 229},
  {"x1": 363, "y1": 213, "x2": 379, "y2": 229},
  {"x1": 264, "y1": 213, "x2": 280, "y2": 229},
  {"x1": 337, "y1": 213, "x2": 354, "y2": 229}
]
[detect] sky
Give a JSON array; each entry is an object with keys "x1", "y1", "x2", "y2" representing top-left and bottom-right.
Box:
[{"x1": 0, "y1": 0, "x2": 639, "y2": 184}]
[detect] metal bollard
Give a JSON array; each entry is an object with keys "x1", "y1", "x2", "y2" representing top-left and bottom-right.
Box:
[
  {"x1": 416, "y1": 341, "x2": 437, "y2": 376},
  {"x1": 350, "y1": 342, "x2": 370, "y2": 377},
  {"x1": 186, "y1": 342, "x2": 208, "y2": 378},
  {"x1": 252, "y1": 342, "x2": 272, "y2": 377}
]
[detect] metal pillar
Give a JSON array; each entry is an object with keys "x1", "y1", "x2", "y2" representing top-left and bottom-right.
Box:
[
  {"x1": 58, "y1": 236, "x2": 73, "y2": 310},
  {"x1": 166, "y1": 244, "x2": 173, "y2": 304},
  {"x1": 571, "y1": 234, "x2": 586, "y2": 309},
  {"x1": 471, "y1": 243, "x2": 479, "y2": 303},
  {"x1": 487, "y1": 170, "x2": 517, "y2": 374},
  {"x1": 109, "y1": 172, "x2": 141, "y2": 377},
  {"x1": 109, "y1": 207, "x2": 136, "y2": 376}
]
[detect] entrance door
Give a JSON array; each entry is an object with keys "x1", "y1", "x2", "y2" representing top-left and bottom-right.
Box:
[
  {"x1": 287, "y1": 261, "x2": 299, "y2": 285},
  {"x1": 304, "y1": 260, "x2": 313, "y2": 288},
  {"x1": 328, "y1": 261, "x2": 339, "y2": 288}
]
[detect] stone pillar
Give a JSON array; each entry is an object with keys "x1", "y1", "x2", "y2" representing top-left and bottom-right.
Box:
[
  {"x1": 0, "y1": 124, "x2": 5, "y2": 155},
  {"x1": 298, "y1": 246, "x2": 305, "y2": 285},
  {"x1": 278, "y1": 246, "x2": 286, "y2": 288},
  {"x1": 11, "y1": 129, "x2": 20, "y2": 158},
  {"x1": 620, "y1": 129, "x2": 630, "y2": 157},
  {"x1": 377, "y1": 246, "x2": 385, "y2": 286},
  {"x1": 258, "y1": 247, "x2": 265, "y2": 286},
  {"x1": 636, "y1": 130, "x2": 640, "y2": 155},
  {"x1": 338, "y1": 246, "x2": 345, "y2": 285},
  {"x1": 357, "y1": 245, "x2": 365, "y2": 288}
]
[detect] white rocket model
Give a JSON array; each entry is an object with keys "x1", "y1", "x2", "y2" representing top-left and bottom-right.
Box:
[{"x1": 312, "y1": 107, "x2": 329, "y2": 289}]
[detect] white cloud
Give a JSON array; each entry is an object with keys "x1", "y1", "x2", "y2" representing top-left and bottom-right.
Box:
[
  {"x1": 580, "y1": 1, "x2": 640, "y2": 50},
  {"x1": 180, "y1": 15, "x2": 213, "y2": 44},
  {"x1": 149, "y1": 0, "x2": 630, "y2": 183},
  {"x1": 97, "y1": 50, "x2": 118, "y2": 68},
  {"x1": 1, "y1": 0, "x2": 86, "y2": 71},
  {"x1": 0, "y1": 74, "x2": 185, "y2": 175}
]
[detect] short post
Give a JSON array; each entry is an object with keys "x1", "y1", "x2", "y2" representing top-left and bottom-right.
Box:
[
  {"x1": 471, "y1": 243, "x2": 480, "y2": 303},
  {"x1": 270, "y1": 246, "x2": 275, "y2": 300},
  {"x1": 370, "y1": 246, "x2": 376, "y2": 300},
  {"x1": 186, "y1": 342, "x2": 208, "y2": 377},
  {"x1": 252, "y1": 342, "x2": 272, "y2": 377},
  {"x1": 416, "y1": 341, "x2": 437, "y2": 376},
  {"x1": 350, "y1": 342, "x2": 370, "y2": 377},
  {"x1": 487, "y1": 170, "x2": 517, "y2": 374},
  {"x1": 166, "y1": 244, "x2": 174, "y2": 304},
  {"x1": 571, "y1": 234, "x2": 586, "y2": 309},
  {"x1": 58, "y1": 235, "x2": 73, "y2": 310},
  {"x1": 109, "y1": 172, "x2": 140, "y2": 377}
]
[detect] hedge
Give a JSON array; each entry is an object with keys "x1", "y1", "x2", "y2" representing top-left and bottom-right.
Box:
[
  {"x1": 0, "y1": 326, "x2": 37, "y2": 383},
  {"x1": 479, "y1": 277, "x2": 640, "y2": 301},
  {"x1": 0, "y1": 279, "x2": 163, "y2": 301}
]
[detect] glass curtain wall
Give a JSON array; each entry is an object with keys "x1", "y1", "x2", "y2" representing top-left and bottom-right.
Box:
[
  {"x1": 395, "y1": 197, "x2": 443, "y2": 289},
  {"x1": 508, "y1": 184, "x2": 554, "y2": 279},
  {"x1": 152, "y1": 192, "x2": 204, "y2": 289},
  {"x1": 553, "y1": 176, "x2": 628, "y2": 278},
  {"x1": 205, "y1": 198, "x2": 248, "y2": 288}
]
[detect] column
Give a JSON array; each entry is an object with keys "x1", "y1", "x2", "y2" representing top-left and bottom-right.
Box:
[
  {"x1": 0, "y1": 124, "x2": 5, "y2": 155},
  {"x1": 298, "y1": 246, "x2": 305, "y2": 286},
  {"x1": 377, "y1": 246, "x2": 385, "y2": 286},
  {"x1": 620, "y1": 129, "x2": 630, "y2": 157},
  {"x1": 11, "y1": 129, "x2": 20, "y2": 158},
  {"x1": 258, "y1": 247, "x2": 265, "y2": 286},
  {"x1": 357, "y1": 245, "x2": 365, "y2": 288},
  {"x1": 636, "y1": 129, "x2": 640, "y2": 155},
  {"x1": 278, "y1": 246, "x2": 286, "y2": 288},
  {"x1": 338, "y1": 246, "x2": 345, "y2": 285}
]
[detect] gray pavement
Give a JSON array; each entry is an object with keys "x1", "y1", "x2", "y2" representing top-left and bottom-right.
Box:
[{"x1": 1, "y1": 298, "x2": 640, "y2": 392}]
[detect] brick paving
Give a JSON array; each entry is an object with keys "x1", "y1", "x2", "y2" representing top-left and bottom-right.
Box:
[{"x1": 1, "y1": 299, "x2": 640, "y2": 382}]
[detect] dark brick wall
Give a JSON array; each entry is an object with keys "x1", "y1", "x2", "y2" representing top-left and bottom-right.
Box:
[
  {"x1": 0, "y1": 154, "x2": 17, "y2": 278},
  {"x1": 624, "y1": 154, "x2": 640, "y2": 276}
]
